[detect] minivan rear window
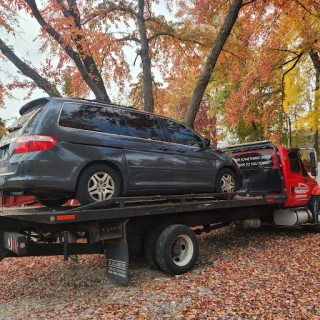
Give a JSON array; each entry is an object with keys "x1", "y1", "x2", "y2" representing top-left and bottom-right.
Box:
[
  {"x1": 59, "y1": 103, "x2": 118, "y2": 135},
  {"x1": 0, "y1": 107, "x2": 43, "y2": 145}
]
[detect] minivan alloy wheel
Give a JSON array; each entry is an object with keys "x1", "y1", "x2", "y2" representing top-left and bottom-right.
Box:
[
  {"x1": 88, "y1": 172, "x2": 115, "y2": 201},
  {"x1": 76, "y1": 164, "x2": 121, "y2": 206},
  {"x1": 220, "y1": 173, "x2": 235, "y2": 193}
]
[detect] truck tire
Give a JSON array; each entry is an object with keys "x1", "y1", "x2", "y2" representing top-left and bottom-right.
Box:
[
  {"x1": 143, "y1": 224, "x2": 168, "y2": 269},
  {"x1": 155, "y1": 224, "x2": 199, "y2": 275},
  {"x1": 76, "y1": 164, "x2": 120, "y2": 206},
  {"x1": 215, "y1": 168, "x2": 238, "y2": 200}
]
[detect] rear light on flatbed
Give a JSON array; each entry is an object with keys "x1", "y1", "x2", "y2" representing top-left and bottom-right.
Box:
[{"x1": 14, "y1": 135, "x2": 57, "y2": 154}]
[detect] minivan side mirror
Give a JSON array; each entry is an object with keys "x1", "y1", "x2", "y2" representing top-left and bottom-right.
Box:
[
  {"x1": 201, "y1": 138, "x2": 211, "y2": 149},
  {"x1": 310, "y1": 151, "x2": 318, "y2": 177}
]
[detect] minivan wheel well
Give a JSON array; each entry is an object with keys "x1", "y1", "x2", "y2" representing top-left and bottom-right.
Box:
[{"x1": 76, "y1": 161, "x2": 125, "y2": 195}]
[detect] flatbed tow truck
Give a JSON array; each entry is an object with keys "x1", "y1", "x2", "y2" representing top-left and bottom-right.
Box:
[{"x1": 1, "y1": 141, "x2": 320, "y2": 285}]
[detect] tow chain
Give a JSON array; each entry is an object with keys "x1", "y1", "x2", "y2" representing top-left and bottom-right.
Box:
[{"x1": 0, "y1": 191, "x2": 38, "y2": 213}]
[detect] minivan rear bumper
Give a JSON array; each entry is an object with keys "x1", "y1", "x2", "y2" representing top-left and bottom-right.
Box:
[
  {"x1": 0, "y1": 153, "x2": 78, "y2": 195},
  {"x1": 0, "y1": 174, "x2": 74, "y2": 194}
]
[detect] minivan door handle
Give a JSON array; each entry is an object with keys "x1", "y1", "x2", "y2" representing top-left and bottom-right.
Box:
[
  {"x1": 157, "y1": 147, "x2": 168, "y2": 151},
  {"x1": 177, "y1": 149, "x2": 185, "y2": 153}
]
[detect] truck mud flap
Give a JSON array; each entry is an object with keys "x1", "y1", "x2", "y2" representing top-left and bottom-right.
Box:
[{"x1": 104, "y1": 220, "x2": 129, "y2": 285}]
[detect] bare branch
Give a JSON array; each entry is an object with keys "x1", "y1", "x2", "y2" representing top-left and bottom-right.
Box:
[
  {"x1": 281, "y1": 52, "x2": 304, "y2": 95},
  {"x1": 242, "y1": 0, "x2": 257, "y2": 6},
  {"x1": 277, "y1": 52, "x2": 304, "y2": 69},
  {"x1": 270, "y1": 48, "x2": 301, "y2": 55},
  {"x1": 103, "y1": 1, "x2": 138, "y2": 18},
  {"x1": 148, "y1": 32, "x2": 203, "y2": 46},
  {"x1": 146, "y1": 0, "x2": 152, "y2": 20},
  {"x1": 133, "y1": 53, "x2": 139, "y2": 66},
  {"x1": 221, "y1": 48, "x2": 244, "y2": 60},
  {"x1": 116, "y1": 35, "x2": 141, "y2": 43}
]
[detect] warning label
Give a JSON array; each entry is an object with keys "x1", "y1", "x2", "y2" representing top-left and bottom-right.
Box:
[{"x1": 108, "y1": 259, "x2": 127, "y2": 278}]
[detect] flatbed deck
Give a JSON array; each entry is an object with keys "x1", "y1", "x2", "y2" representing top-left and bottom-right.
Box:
[{"x1": 0, "y1": 192, "x2": 286, "y2": 226}]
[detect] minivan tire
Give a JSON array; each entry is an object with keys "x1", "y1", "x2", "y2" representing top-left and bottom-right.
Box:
[
  {"x1": 38, "y1": 197, "x2": 68, "y2": 207},
  {"x1": 76, "y1": 164, "x2": 121, "y2": 206},
  {"x1": 215, "y1": 168, "x2": 238, "y2": 200}
]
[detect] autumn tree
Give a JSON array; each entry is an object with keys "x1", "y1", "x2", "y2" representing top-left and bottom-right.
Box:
[
  {"x1": 215, "y1": 1, "x2": 320, "y2": 144},
  {"x1": 0, "y1": 0, "x2": 199, "y2": 113},
  {"x1": 86, "y1": 0, "x2": 206, "y2": 113},
  {"x1": 0, "y1": 0, "x2": 130, "y2": 102}
]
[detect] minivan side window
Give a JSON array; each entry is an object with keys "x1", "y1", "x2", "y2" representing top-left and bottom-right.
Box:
[
  {"x1": 59, "y1": 103, "x2": 118, "y2": 134},
  {"x1": 163, "y1": 119, "x2": 202, "y2": 146},
  {"x1": 121, "y1": 111, "x2": 163, "y2": 141}
]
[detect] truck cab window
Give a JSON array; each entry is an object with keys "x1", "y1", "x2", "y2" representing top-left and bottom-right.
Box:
[{"x1": 287, "y1": 149, "x2": 301, "y2": 174}]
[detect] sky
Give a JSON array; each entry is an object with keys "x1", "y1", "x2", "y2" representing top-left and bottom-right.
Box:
[{"x1": 1, "y1": 1, "x2": 172, "y2": 125}]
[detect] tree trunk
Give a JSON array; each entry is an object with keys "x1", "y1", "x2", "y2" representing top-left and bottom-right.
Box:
[
  {"x1": 184, "y1": 0, "x2": 243, "y2": 128},
  {"x1": 0, "y1": 38, "x2": 61, "y2": 97},
  {"x1": 137, "y1": 0, "x2": 154, "y2": 113}
]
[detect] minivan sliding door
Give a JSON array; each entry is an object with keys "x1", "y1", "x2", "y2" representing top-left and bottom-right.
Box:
[{"x1": 119, "y1": 111, "x2": 176, "y2": 191}]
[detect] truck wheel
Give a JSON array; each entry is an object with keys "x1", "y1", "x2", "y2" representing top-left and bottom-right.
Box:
[
  {"x1": 143, "y1": 224, "x2": 168, "y2": 270},
  {"x1": 38, "y1": 197, "x2": 68, "y2": 207},
  {"x1": 155, "y1": 224, "x2": 199, "y2": 275},
  {"x1": 215, "y1": 168, "x2": 238, "y2": 199},
  {"x1": 76, "y1": 164, "x2": 120, "y2": 206}
]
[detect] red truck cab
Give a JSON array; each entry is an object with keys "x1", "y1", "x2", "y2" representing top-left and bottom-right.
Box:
[
  {"x1": 277, "y1": 146, "x2": 318, "y2": 207},
  {"x1": 224, "y1": 141, "x2": 318, "y2": 208}
]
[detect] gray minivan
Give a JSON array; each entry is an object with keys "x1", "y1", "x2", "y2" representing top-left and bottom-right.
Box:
[{"x1": 0, "y1": 97, "x2": 240, "y2": 206}]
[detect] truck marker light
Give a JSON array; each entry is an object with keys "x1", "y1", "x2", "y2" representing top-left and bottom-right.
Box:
[
  {"x1": 14, "y1": 134, "x2": 57, "y2": 154},
  {"x1": 312, "y1": 186, "x2": 320, "y2": 195},
  {"x1": 56, "y1": 214, "x2": 76, "y2": 221},
  {"x1": 267, "y1": 199, "x2": 274, "y2": 203}
]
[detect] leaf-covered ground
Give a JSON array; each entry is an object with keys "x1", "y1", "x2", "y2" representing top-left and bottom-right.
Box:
[{"x1": 1, "y1": 226, "x2": 320, "y2": 319}]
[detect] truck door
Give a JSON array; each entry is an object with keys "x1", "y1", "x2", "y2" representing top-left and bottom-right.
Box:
[{"x1": 283, "y1": 148, "x2": 317, "y2": 207}]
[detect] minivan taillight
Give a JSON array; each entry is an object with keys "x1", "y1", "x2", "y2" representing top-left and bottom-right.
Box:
[{"x1": 14, "y1": 135, "x2": 57, "y2": 154}]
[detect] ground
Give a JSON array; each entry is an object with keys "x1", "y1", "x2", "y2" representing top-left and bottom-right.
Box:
[{"x1": 0, "y1": 226, "x2": 320, "y2": 319}]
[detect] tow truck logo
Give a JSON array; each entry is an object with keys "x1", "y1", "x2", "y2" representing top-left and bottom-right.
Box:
[{"x1": 295, "y1": 183, "x2": 309, "y2": 194}]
